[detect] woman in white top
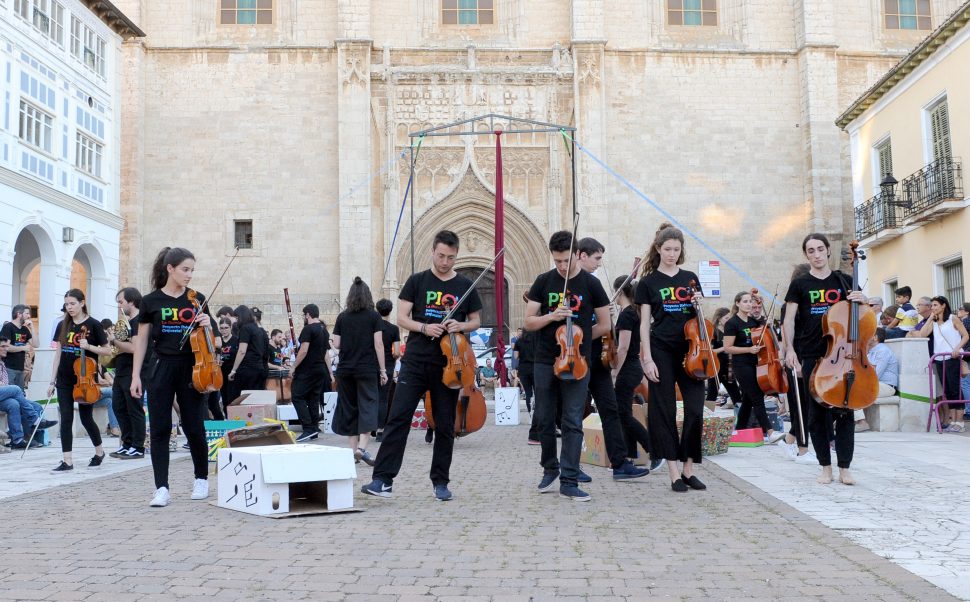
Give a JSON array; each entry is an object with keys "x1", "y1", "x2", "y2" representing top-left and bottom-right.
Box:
[{"x1": 918, "y1": 296, "x2": 969, "y2": 432}]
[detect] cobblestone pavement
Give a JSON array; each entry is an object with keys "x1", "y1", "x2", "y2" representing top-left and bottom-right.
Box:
[
  {"x1": 710, "y1": 430, "x2": 970, "y2": 600},
  {"x1": 0, "y1": 418, "x2": 955, "y2": 601}
]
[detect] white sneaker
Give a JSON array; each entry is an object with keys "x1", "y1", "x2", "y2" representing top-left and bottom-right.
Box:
[
  {"x1": 191, "y1": 478, "x2": 209, "y2": 500},
  {"x1": 150, "y1": 487, "x2": 170, "y2": 507},
  {"x1": 767, "y1": 431, "x2": 786, "y2": 444},
  {"x1": 779, "y1": 441, "x2": 798, "y2": 461},
  {"x1": 794, "y1": 451, "x2": 818, "y2": 465}
]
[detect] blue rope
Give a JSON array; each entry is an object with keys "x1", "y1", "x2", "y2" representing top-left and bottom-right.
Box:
[
  {"x1": 560, "y1": 130, "x2": 780, "y2": 305},
  {"x1": 381, "y1": 136, "x2": 425, "y2": 287}
]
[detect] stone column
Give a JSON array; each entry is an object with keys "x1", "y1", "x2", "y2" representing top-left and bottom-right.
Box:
[
  {"x1": 119, "y1": 38, "x2": 147, "y2": 290},
  {"x1": 795, "y1": 0, "x2": 846, "y2": 250},
  {"x1": 336, "y1": 1, "x2": 373, "y2": 293}
]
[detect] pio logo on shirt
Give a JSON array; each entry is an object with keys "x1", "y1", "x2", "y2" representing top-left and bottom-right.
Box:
[
  {"x1": 547, "y1": 292, "x2": 582, "y2": 311},
  {"x1": 660, "y1": 286, "x2": 691, "y2": 302},
  {"x1": 160, "y1": 307, "x2": 197, "y2": 324},
  {"x1": 426, "y1": 291, "x2": 459, "y2": 308},
  {"x1": 808, "y1": 289, "x2": 842, "y2": 304}
]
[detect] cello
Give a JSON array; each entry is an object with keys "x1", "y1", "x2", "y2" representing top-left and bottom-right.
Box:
[
  {"x1": 554, "y1": 215, "x2": 588, "y2": 381},
  {"x1": 72, "y1": 326, "x2": 101, "y2": 404},
  {"x1": 750, "y1": 288, "x2": 789, "y2": 396},
  {"x1": 683, "y1": 280, "x2": 720, "y2": 381},
  {"x1": 810, "y1": 241, "x2": 878, "y2": 410},
  {"x1": 424, "y1": 382, "x2": 487, "y2": 437},
  {"x1": 187, "y1": 289, "x2": 223, "y2": 394}
]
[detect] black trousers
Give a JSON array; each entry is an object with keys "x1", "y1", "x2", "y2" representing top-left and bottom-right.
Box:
[
  {"x1": 519, "y1": 362, "x2": 535, "y2": 413},
  {"x1": 220, "y1": 370, "x2": 237, "y2": 414},
  {"x1": 112, "y1": 373, "x2": 145, "y2": 451},
  {"x1": 291, "y1": 369, "x2": 325, "y2": 433},
  {"x1": 648, "y1": 340, "x2": 706, "y2": 464},
  {"x1": 614, "y1": 363, "x2": 651, "y2": 459},
  {"x1": 147, "y1": 355, "x2": 208, "y2": 489},
  {"x1": 206, "y1": 391, "x2": 224, "y2": 420},
  {"x1": 935, "y1": 358, "x2": 961, "y2": 401},
  {"x1": 378, "y1": 378, "x2": 396, "y2": 429},
  {"x1": 56, "y1": 386, "x2": 102, "y2": 453},
  {"x1": 234, "y1": 367, "x2": 266, "y2": 393},
  {"x1": 803, "y1": 357, "x2": 854, "y2": 469},
  {"x1": 786, "y1": 366, "x2": 813, "y2": 448},
  {"x1": 733, "y1": 362, "x2": 772, "y2": 435},
  {"x1": 588, "y1": 360, "x2": 630, "y2": 469},
  {"x1": 372, "y1": 360, "x2": 458, "y2": 487},
  {"x1": 332, "y1": 372, "x2": 380, "y2": 436}
]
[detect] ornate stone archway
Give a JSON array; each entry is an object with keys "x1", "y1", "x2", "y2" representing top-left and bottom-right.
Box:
[{"x1": 397, "y1": 167, "x2": 549, "y2": 330}]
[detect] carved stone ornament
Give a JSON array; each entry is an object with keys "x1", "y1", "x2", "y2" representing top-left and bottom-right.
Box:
[
  {"x1": 578, "y1": 54, "x2": 600, "y2": 87},
  {"x1": 341, "y1": 54, "x2": 368, "y2": 89}
]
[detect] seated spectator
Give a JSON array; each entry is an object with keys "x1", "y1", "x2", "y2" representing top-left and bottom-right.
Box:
[
  {"x1": 880, "y1": 304, "x2": 899, "y2": 328},
  {"x1": 477, "y1": 359, "x2": 498, "y2": 390},
  {"x1": 907, "y1": 297, "x2": 934, "y2": 337},
  {"x1": 886, "y1": 286, "x2": 919, "y2": 339},
  {"x1": 855, "y1": 328, "x2": 899, "y2": 432},
  {"x1": 868, "y1": 297, "x2": 884, "y2": 323},
  {"x1": 0, "y1": 339, "x2": 57, "y2": 448}
]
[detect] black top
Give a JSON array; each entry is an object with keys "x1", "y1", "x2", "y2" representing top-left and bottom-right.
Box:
[
  {"x1": 294, "y1": 322, "x2": 329, "y2": 376},
  {"x1": 220, "y1": 335, "x2": 238, "y2": 376},
  {"x1": 237, "y1": 322, "x2": 268, "y2": 371},
  {"x1": 527, "y1": 268, "x2": 610, "y2": 366},
  {"x1": 398, "y1": 269, "x2": 483, "y2": 367},
  {"x1": 784, "y1": 271, "x2": 849, "y2": 361},
  {"x1": 615, "y1": 305, "x2": 642, "y2": 370},
  {"x1": 634, "y1": 269, "x2": 701, "y2": 347},
  {"x1": 334, "y1": 309, "x2": 383, "y2": 376},
  {"x1": 268, "y1": 344, "x2": 285, "y2": 367},
  {"x1": 379, "y1": 319, "x2": 400, "y2": 376},
  {"x1": 513, "y1": 329, "x2": 536, "y2": 369},
  {"x1": 138, "y1": 289, "x2": 211, "y2": 357},
  {"x1": 113, "y1": 316, "x2": 141, "y2": 378},
  {"x1": 53, "y1": 316, "x2": 107, "y2": 386},
  {"x1": 724, "y1": 314, "x2": 763, "y2": 367},
  {"x1": 0, "y1": 322, "x2": 31, "y2": 371}
]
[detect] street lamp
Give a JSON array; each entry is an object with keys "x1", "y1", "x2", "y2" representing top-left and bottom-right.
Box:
[{"x1": 880, "y1": 173, "x2": 909, "y2": 208}]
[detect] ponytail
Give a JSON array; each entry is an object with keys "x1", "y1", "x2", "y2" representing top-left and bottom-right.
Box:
[{"x1": 150, "y1": 247, "x2": 195, "y2": 291}]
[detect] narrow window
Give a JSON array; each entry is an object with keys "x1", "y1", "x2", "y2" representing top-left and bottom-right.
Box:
[{"x1": 234, "y1": 220, "x2": 254, "y2": 249}]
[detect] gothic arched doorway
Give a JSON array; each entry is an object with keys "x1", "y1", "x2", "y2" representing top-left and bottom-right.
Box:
[{"x1": 456, "y1": 267, "x2": 509, "y2": 344}]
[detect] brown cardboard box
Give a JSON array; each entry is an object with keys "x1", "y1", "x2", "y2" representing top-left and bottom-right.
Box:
[
  {"x1": 225, "y1": 423, "x2": 294, "y2": 447},
  {"x1": 580, "y1": 414, "x2": 610, "y2": 467},
  {"x1": 228, "y1": 390, "x2": 277, "y2": 406},
  {"x1": 227, "y1": 404, "x2": 277, "y2": 425}
]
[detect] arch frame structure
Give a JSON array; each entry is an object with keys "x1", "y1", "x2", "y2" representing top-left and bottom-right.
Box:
[{"x1": 406, "y1": 114, "x2": 578, "y2": 386}]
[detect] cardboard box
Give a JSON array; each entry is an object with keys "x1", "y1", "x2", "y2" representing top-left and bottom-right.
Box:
[
  {"x1": 229, "y1": 390, "x2": 278, "y2": 406},
  {"x1": 225, "y1": 423, "x2": 294, "y2": 447},
  {"x1": 216, "y1": 445, "x2": 358, "y2": 517},
  {"x1": 277, "y1": 404, "x2": 298, "y2": 421},
  {"x1": 227, "y1": 404, "x2": 277, "y2": 425},
  {"x1": 730, "y1": 428, "x2": 765, "y2": 447},
  {"x1": 580, "y1": 413, "x2": 610, "y2": 467}
]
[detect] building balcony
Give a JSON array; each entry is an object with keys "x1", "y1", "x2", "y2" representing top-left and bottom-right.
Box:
[{"x1": 855, "y1": 157, "x2": 965, "y2": 246}]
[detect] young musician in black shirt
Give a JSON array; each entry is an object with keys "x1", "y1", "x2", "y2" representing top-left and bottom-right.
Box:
[
  {"x1": 227, "y1": 305, "x2": 268, "y2": 392},
  {"x1": 577, "y1": 239, "x2": 651, "y2": 481},
  {"x1": 723, "y1": 291, "x2": 783, "y2": 444},
  {"x1": 108, "y1": 287, "x2": 147, "y2": 459},
  {"x1": 635, "y1": 223, "x2": 708, "y2": 492},
  {"x1": 131, "y1": 247, "x2": 214, "y2": 507},
  {"x1": 783, "y1": 233, "x2": 867, "y2": 486},
  {"x1": 47, "y1": 289, "x2": 112, "y2": 473},
  {"x1": 217, "y1": 317, "x2": 238, "y2": 413},
  {"x1": 375, "y1": 298, "x2": 401, "y2": 442},
  {"x1": 527, "y1": 230, "x2": 632, "y2": 503},
  {"x1": 1, "y1": 304, "x2": 39, "y2": 389},
  {"x1": 291, "y1": 304, "x2": 331, "y2": 442},
  {"x1": 361, "y1": 230, "x2": 482, "y2": 502}
]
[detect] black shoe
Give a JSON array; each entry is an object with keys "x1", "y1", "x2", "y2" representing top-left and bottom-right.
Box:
[
  {"x1": 37, "y1": 419, "x2": 58, "y2": 430},
  {"x1": 89, "y1": 453, "x2": 106, "y2": 467},
  {"x1": 681, "y1": 474, "x2": 706, "y2": 490},
  {"x1": 10, "y1": 439, "x2": 28, "y2": 450},
  {"x1": 51, "y1": 461, "x2": 74, "y2": 473},
  {"x1": 109, "y1": 446, "x2": 128, "y2": 458},
  {"x1": 374, "y1": 431, "x2": 383, "y2": 443},
  {"x1": 424, "y1": 429, "x2": 434, "y2": 444},
  {"x1": 28, "y1": 439, "x2": 43, "y2": 448},
  {"x1": 577, "y1": 469, "x2": 592, "y2": 483},
  {"x1": 671, "y1": 478, "x2": 688, "y2": 492},
  {"x1": 295, "y1": 431, "x2": 318, "y2": 443},
  {"x1": 649, "y1": 458, "x2": 666, "y2": 472}
]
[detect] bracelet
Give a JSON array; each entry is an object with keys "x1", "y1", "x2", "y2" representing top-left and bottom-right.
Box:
[{"x1": 420, "y1": 324, "x2": 426, "y2": 335}]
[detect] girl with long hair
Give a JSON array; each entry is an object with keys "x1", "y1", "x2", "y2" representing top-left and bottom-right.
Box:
[
  {"x1": 331, "y1": 277, "x2": 388, "y2": 464},
  {"x1": 130, "y1": 247, "x2": 213, "y2": 507},
  {"x1": 635, "y1": 223, "x2": 709, "y2": 492},
  {"x1": 723, "y1": 291, "x2": 783, "y2": 443},
  {"x1": 227, "y1": 305, "x2": 269, "y2": 392},
  {"x1": 47, "y1": 289, "x2": 112, "y2": 472}
]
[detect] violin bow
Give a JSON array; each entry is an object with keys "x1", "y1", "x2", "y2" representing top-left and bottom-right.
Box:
[
  {"x1": 179, "y1": 247, "x2": 241, "y2": 350},
  {"x1": 560, "y1": 213, "x2": 581, "y2": 306},
  {"x1": 607, "y1": 255, "x2": 645, "y2": 306},
  {"x1": 752, "y1": 286, "x2": 779, "y2": 347},
  {"x1": 431, "y1": 247, "x2": 506, "y2": 339}
]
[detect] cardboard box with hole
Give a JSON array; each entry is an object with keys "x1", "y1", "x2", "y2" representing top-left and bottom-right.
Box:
[{"x1": 227, "y1": 390, "x2": 283, "y2": 425}]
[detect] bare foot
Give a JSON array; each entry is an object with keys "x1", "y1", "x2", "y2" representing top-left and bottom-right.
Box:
[
  {"x1": 839, "y1": 469, "x2": 855, "y2": 486},
  {"x1": 817, "y1": 466, "x2": 833, "y2": 485}
]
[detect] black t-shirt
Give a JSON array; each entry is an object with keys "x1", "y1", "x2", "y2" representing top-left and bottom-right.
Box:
[
  {"x1": 139, "y1": 289, "x2": 211, "y2": 357},
  {"x1": 398, "y1": 270, "x2": 483, "y2": 366},
  {"x1": 785, "y1": 271, "x2": 849, "y2": 360},
  {"x1": 527, "y1": 268, "x2": 610, "y2": 365},
  {"x1": 53, "y1": 316, "x2": 107, "y2": 385},
  {"x1": 220, "y1": 335, "x2": 238, "y2": 376},
  {"x1": 334, "y1": 309, "x2": 383, "y2": 376},
  {"x1": 724, "y1": 314, "x2": 764, "y2": 367},
  {"x1": 513, "y1": 330, "x2": 536, "y2": 368},
  {"x1": 0, "y1": 322, "x2": 32, "y2": 371},
  {"x1": 615, "y1": 305, "x2": 642, "y2": 369},
  {"x1": 113, "y1": 315, "x2": 141, "y2": 378},
  {"x1": 634, "y1": 269, "x2": 701, "y2": 347},
  {"x1": 379, "y1": 319, "x2": 400, "y2": 375},
  {"x1": 295, "y1": 322, "x2": 329, "y2": 376},
  {"x1": 268, "y1": 344, "x2": 285, "y2": 367},
  {"x1": 237, "y1": 322, "x2": 268, "y2": 370}
]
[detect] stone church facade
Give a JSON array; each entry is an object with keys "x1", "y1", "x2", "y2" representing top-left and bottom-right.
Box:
[{"x1": 112, "y1": 0, "x2": 957, "y2": 332}]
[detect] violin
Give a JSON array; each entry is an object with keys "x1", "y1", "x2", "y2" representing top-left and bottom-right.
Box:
[
  {"x1": 72, "y1": 325, "x2": 101, "y2": 404},
  {"x1": 424, "y1": 382, "x2": 487, "y2": 437},
  {"x1": 810, "y1": 241, "x2": 878, "y2": 410},
  {"x1": 187, "y1": 289, "x2": 223, "y2": 394},
  {"x1": 440, "y1": 299, "x2": 477, "y2": 390},
  {"x1": 682, "y1": 280, "x2": 720, "y2": 380},
  {"x1": 600, "y1": 329, "x2": 616, "y2": 369},
  {"x1": 750, "y1": 289, "x2": 789, "y2": 396},
  {"x1": 554, "y1": 214, "x2": 588, "y2": 381}
]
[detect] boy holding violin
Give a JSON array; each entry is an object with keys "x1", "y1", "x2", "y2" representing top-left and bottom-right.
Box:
[
  {"x1": 526, "y1": 230, "x2": 636, "y2": 503},
  {"x1": 361, "y1": 230, "x2": 482, "y2": 502},
  {"x1": 783, "y1": 233, "x2": 868, "y2": 486}
]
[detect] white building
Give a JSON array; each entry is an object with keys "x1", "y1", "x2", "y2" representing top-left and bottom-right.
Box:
[{"x1": 0, "y1": 0, "x2": 142, "y2": 346}]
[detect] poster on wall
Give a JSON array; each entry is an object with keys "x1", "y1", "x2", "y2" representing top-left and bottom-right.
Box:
[
  {"x1": 469, "y1": 328, "x2": 492, "y2": 352},
  {"x1": 698, "y1": 261, "x2": 721, "y2": 298}
]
